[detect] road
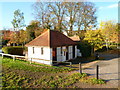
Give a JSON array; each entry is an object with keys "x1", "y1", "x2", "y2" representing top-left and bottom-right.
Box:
[{"x1": 83, "y1": 53, "x2": 119, "y2": 88}]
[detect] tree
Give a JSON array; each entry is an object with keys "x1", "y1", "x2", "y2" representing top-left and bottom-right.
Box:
[
  {"x1": 32, "y1": 2, "x2": 68, "y2": 32},
  {"x1": 32, "y1": 2, "x2": 53, "y2": 30},
  {"x1": 11, "y1": 9, "x2": 25, "y2": 46},
  {"x1": 9, "y1": 31, "x2": 20, "y2": 46},
  {"x1": 65, "y1": 2, "x2": 78, "y2": 35},
  {"x1": 32, "y1": 1, "x2": 97, "y2": 34},
  {"x1": 26, "y1": 25, "x2": 35, "y2": 42},
  {"x1": 76, "y1": 2, "x2": 97, "y2": 40},
  {"x1": 19, "y1": 30, "x2": 27, "y2": 46},
  {"x1": 48, "y1": 2, "x2": 67, "y2": 32},
  {"x1": 84, "y1": 30, "x2": 105, "y2": 50},
  {"x1": 26, "y1": 20, "x2": 42, "y2": 42},
  {"x1": 29, "y1": 20, "x2": 43, "y2": 37},
  {"x1": 99, "y1": 21, "x2": 119, "y2": 49},
  {"x1": 11, "y1": 9, "x2": 25, "y2": 31}
]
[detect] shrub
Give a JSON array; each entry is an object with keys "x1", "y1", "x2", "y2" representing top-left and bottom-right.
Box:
[
  {"x1": 2, "y1": 39, "x2": 9, "y2": 46},
  {"x1": 2, "y1": 46, "x2": 26, "y2": 55},
  {"x1": 95, "y1": 46, "x2": 112, "y2": 52},
  {"x1": 77, "y1": 41, "x2": 92, "y2": 57},
  {"x1": 109, "y1": 45, "x2": 118, "y2": 50}
]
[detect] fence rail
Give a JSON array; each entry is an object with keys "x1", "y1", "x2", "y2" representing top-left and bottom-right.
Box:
[
  {"x1": 52, "y1": 61, "x2": 72, "y2": 67},
  {"x1": 0, "y1": 53, "x2": 72, "y2": 67}
]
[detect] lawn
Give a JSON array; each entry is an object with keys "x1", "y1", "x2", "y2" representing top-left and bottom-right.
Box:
[{"x1": 1, "y1": 57, "x2": 105, "y2": 88}]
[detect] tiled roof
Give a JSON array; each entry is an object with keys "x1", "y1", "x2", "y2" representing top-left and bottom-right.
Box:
[{"x1": 25, "y1": 30, "x2": 77, "y2": 47}]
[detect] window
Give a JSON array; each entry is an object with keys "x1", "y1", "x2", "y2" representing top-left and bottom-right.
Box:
[
  {"x1": 33, "y1": 47, "x2": 34, "y2": 54},
  {"x1": 41, "y1": 47, "x2": 43, "y2": 55}
]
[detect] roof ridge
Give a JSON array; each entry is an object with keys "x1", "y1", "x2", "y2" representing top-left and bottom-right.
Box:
[{"x1": 25, "y1": 29, "x2": 77, "y2": 47}]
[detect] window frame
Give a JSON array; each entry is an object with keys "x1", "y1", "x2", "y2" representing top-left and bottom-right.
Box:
[
  {"x1": 41, "y1": 47, "x2": 44, "y2": 55},
  {"x1": 33, "y1": 47, "x2": 35, "y2": 54}
]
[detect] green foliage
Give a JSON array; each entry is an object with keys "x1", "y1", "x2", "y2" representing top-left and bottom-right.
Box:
[
  {"x1": 84, "y1": 30, "x2": 105, "y2": 49},
  {"x1": 26, "y1": 20, "x2": 42, "y2": 42},
  {"x1": 109, "y1": 45, "x2": 118, "y2": 50},
  {"x1": 95, "y1": 46, "x2": 107, "y2": 52},
  {"x1": 2, "y1": 46, "x2": 26, "y2": 55},
  {"x1": 2, "y1": 39, "x2": 9, "y2": 46},
  {"x1": 19, "y1": 30, "x2": 28, "y2": 45},
  {"x1": 11, "y1": 9, "x2": 25, "y2": 30},
  {"x1": 77, "y1": 41, "x2": 92, "y2": 57},
  {"x1": 11, "y1": 9, "x2": 25, "y2": 31},
  {"x1": 99, "y1": 21, "x2": 119, "y2": 44},
  {"x1": 95, "y1": 46, "x2": 116, "y2": 52}
]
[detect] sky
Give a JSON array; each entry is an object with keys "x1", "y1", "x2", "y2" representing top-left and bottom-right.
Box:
[{"x1": 0, "y1": 0, "x2": 119, "y2": 30}]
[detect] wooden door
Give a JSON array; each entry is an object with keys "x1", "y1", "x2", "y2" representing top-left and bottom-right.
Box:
[
  {"x1": 52, "y1": 48, "x2": 57, "y2": 61},
  {"x1": 66, "y1": 46, "x2": 68, "y2": 60}
]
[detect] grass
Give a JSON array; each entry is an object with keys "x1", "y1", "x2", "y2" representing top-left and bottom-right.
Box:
[
  {"x1": 1, "y1": 56, "x2": 105, "y2": 88},
  {"x1": 80, "y1": 78, "x2": 105, "y2": 85},
  {"x1": 35, "y1": 73, "x2": 87, "y2": 88},
  {"x1": 2, "y1": 72, "x2": 31, "y2": 88},
  {"x1": 2, "y1": 57, "x2": 74, "y2": 73}
]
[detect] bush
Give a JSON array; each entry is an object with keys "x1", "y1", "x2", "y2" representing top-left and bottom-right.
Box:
[
  {"x1": 2, "y1": 46, "x2": 26, "y2": 55},
  {"x1": 109, "y1": 45, "x2": 118, "y2": 50},
  {"x1": 77, "y1": 41, "x2": 92, "y2": 57},
  {"x1": 2, "y1": 39, "x2": 9, "y2": 46},
  {"x1": 95, "y1": 46, "x2": 113, "y2": 52}
]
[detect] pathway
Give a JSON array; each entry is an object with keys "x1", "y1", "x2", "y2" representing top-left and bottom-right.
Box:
[{"x1": 82, "y1": 53, "x2": 119, "y2": 88}]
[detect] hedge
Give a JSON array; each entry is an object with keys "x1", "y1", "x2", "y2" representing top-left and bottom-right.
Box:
[
  {"x1": 2, "y1": 46, "x2": 27, "y2": 55},
  {"x1": 77, "y1": 41, "x2": 92, "y2": 57}
]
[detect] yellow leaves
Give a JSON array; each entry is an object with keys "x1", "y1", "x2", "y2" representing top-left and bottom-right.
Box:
[
  {"x1": 99, "y1": 20, "x2": 118, "y2": 43},
  {"x1": 84, "y1": 30, "x2": 104, "y2": 49}
]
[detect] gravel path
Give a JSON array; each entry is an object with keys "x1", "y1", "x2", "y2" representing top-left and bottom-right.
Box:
[{"x1": 82, "y1": 53, "x2": 119, "y2": 88}]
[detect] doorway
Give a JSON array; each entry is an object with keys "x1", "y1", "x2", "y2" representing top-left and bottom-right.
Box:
[
  {"x1": 52, "y1": 48, "x2": 57, "y2": 61},
  {"x1": 73, "y1": 46, "x2": 75, "y2": 58},
  {"x1": 66, "y1": 46, "x2": 68, "y2": 60}
]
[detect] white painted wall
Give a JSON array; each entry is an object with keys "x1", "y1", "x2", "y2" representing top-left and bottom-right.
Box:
[
  {"x1": 27, "y1": 45, "x2": 79, "y2": 65},
  {"x1": 27, "y1": 46, "x2": 51, "y2": 65}
]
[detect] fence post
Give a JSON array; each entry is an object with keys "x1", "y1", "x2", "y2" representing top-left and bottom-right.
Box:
[
  {"x1": 50, "y1": 60, "x2": 53, "y2": 66},
  {"x1": 2, "y1": 54, "x2": 3, "y2": 59},
  {"x1": 70, "y1": 62, "x2": 72, "y2": 68},
  {"x1": 96, "y1": 65, "x2": 99, "y2": 79},
  {"x1": 79, "y1": 63, "x2": 82, "y2": 74},
  {"x1": 13, "y1": 56, "x2": 15, "y2": 61},
  {"x1": 30, "y1": 58, "x2": 32, "y2": 64}
]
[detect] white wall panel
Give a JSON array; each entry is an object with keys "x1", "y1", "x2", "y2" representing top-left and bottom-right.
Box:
[
  {"x1": 57, "y1": 47, "x2": 62, "y2": 62},
  {"x1": 28, "y1": 46, "x2": 51, "y2": 65}
]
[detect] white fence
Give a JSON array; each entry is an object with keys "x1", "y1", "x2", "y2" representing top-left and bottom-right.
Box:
[
  {"x1": 0, "y1": 53, "x2": 72, "y2": 67},
  {"x1": 0, "y1": 53, "x2": 25, "y2": 61}
]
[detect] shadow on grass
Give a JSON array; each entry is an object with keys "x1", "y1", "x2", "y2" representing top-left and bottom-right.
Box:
[{"x1": 55, "y1": 56, "x2": 99, "y2": 68}]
